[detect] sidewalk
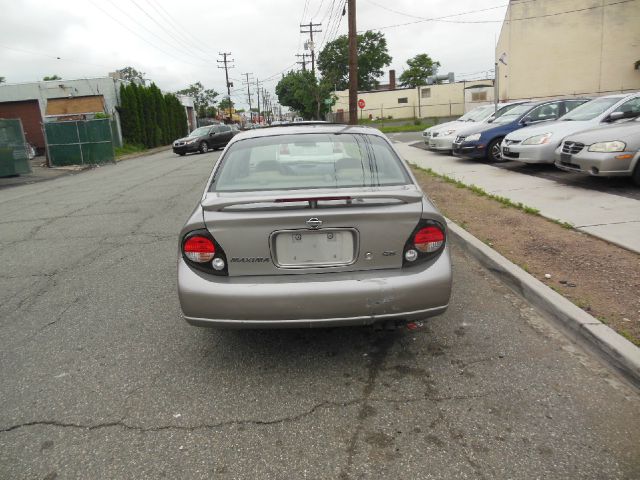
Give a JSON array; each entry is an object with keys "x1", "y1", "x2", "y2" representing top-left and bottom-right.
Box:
[{"x1": 395, "y1": 142, "x2": 640, "y2": 254}]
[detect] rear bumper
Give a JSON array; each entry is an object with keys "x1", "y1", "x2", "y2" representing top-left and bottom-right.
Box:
[{"x1": 177, "y1": 248, "x2": 452, "y2": 328}]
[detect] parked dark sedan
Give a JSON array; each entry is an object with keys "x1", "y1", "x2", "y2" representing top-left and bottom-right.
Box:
[
  {"x1": 452, "y1": 98, "x2": 587, "y2": 162},
  {"x1": 172, "y1": 124, "x2": 236, "y2": 156}
]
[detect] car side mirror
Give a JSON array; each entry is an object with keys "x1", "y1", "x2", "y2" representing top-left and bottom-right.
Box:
[
  {"x1": 606, "y1": 111, "x2": 626, "y2": 122},
  {"x1": 209, "y1": 132, "x2": 216, "y2": 136}
]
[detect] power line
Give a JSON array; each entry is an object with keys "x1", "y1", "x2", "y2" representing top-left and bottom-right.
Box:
[
  {"x1": 312, "y1": 0, "x2": 326, "y2": 19},
  {"x1": 145, "y1": 0, "x2": 216, "y2": 58},
  {"x1": 364, "y1": 0, "x2": 637, "y2": 30},
  {"x1": 104, "y1": 0, "x2": 210, "y2": 64},
  {"x1": 135, "y1": 0, "x2": 218, "y2": 62},
  {"x1": 88, "y1": 0, "x2": 209, "y2": 68}
]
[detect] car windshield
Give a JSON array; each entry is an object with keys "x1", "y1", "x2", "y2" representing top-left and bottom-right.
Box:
[
  {"x1": 459, "y1": 105, "x2": 496, "y2": 122},
  {"x1": 210, "y1": 133, "x2": 411, "y2": 192},
  {"x1": 560, "y1": 97, "x2": 621, "y2": 121},
  {"x1": 189, "y1": 127, "x2": 210, "y2": 137},
  {"x1": 491, "y1": 104, "x2": 533, "y2": 124}
]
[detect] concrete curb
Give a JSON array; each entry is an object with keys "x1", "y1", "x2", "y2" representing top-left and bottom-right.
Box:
[
  {"x1": 115, "y1": 146, "x2": 171, "y2": 162},
  {"x1": 447, "y1": 218, "x2": 640, "y2": 389}
]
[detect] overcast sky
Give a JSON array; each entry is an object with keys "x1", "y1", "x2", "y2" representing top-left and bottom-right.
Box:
[{"x1": 0, "y1": 0, "x2": 507, "y2": 109}]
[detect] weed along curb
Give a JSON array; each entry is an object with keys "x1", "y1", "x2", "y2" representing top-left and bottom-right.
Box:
[{"x1": 447, "y1": 219, "x2": 640, "y2": 388}]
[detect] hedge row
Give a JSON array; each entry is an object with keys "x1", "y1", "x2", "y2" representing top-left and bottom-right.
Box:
[{"x1": 118, "y1": 83, "x2": 188, "y2": 148}]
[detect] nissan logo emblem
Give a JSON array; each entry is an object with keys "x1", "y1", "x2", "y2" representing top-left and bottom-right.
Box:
[{"x1": 306, "y1": 217, "x2": 322, "y2": 229}]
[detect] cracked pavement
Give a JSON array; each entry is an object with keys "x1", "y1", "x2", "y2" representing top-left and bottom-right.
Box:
[{"x1": 1, "y1": 149, "x2": 639, "y2": 479}]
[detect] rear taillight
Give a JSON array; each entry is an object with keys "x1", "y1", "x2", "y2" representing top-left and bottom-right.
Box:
[
  {"x1": 403, "y1": 220, "x2": 446, "y2": 267},
  {"x1": 183, "y1": 236, "x2": 215, "y2": 263},
  {"x1": 414, "y1": 226, "x2": 445, "y2": 253},
  {"x1": 181, "y1": 229, "x2": 228, "y2": 275}
]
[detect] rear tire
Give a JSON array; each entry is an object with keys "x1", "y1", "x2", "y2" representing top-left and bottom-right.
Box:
[
  {"x1": 198, "y1": 142, "x2": 208, "y2": 154},
  {"x1": 178, "y1": 152, "x2": 186, "y2": 156},
  {"x1": 487, "y1": 137, "x2": 504, "y2": 162}
]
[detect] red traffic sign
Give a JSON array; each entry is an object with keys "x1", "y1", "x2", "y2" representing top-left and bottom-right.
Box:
[{"x1": 357, "y1": 99, "x2": 366, "y2": 109}]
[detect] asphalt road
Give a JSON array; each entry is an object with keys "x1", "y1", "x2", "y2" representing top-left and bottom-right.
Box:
[
  {"x1": 387, "y1": 132, "x2": 640, "y2": 201},
  {"x1": 1, "y1": 149, "x2": 639, "y2": 479}
]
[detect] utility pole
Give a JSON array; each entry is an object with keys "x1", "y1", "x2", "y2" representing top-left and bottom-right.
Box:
[
  {"x1": 242, "y1": 72, "x2": 254, "y2": 123},
  {"x1": 217, "y1": 52, "x2": 234, "y2": 122},
  {"x1": 256, "y1": 78, "x2": 261, "y2": 124},
  {"x1": 347, "y1": 0, "x2": 358, "y2": 125},
  {"x1": 300, "y1": 22, "x2": 322, "y2": 76},
  {"x1": 296, "y1": 53, "x2": 309, "y2": 71}
]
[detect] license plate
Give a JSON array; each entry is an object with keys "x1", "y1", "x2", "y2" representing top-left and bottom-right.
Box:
[
  {"x1": 560, "y1": 153, "x2": 572, "y2": 162},
  {"x1": 273, "y1": 230, "x2": 356, "y2": 267}
]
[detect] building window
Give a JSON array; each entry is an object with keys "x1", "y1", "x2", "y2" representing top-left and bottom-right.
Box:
[
  {"x1": 471, "y1": 91, "x2": 488, "y2": 101},
  {"x1": 421, "y1": 88, "x2": 431, "y2": 98},
  {"x1": 398, "y1": 97, "x2": 408, "y2": 104}
]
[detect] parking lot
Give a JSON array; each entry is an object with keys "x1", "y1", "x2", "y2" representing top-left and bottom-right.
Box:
[{"x1": 1, "y1": 149, "x2": 639, "y2": 479}]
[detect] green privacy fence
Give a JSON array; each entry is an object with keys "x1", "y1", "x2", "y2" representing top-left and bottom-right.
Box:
[
  {"x1": 0, "y1": 118, "x2": 32, "y2": 177},
  {"x1": 45, "y1": 118, "x2": 115, "y2": 166}
]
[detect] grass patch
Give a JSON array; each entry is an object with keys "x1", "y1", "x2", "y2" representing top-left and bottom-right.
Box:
[
  {"x1": 115, "y1": 143, "x2": 146, "y2": 157},
  {"x1": 415, "y1": 166, "x2": 541, "y2": 216},
  {"x1": 552, "y1": 219, "x2": 574, "y2": 229},
  {"x1": 379, "y1": 124, "x2": 430, "y2": 133},
  {"x1": 620, "y1": 330, "x2": 640, "y2": 347}
]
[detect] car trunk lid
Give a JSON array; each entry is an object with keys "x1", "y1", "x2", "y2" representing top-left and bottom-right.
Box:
[{"x1": 201, "y1": 186, "x2": 424, "y2": 277}]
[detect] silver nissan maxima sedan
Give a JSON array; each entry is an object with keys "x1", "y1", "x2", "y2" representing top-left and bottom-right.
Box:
[{"x1": 177, "y1": 124, "x2": 452, "y2": 328}]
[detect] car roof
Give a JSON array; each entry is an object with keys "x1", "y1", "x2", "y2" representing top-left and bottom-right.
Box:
[{"x1": 228, "y1": 123, "x2": 385, "y2": 142}]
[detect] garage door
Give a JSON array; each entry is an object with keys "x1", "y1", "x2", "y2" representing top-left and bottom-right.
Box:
[{"x1": 0, "y1": 100, "x2": 44, "y2": 152}]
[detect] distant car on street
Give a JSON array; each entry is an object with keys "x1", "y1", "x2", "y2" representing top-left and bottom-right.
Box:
[
  {"x1": 172, "y1": 124, "x2": 236, "y2": 156},
  {"x1": 555, "y1": 116, "x2": 640, "y2": 184},
  {"x1": 422, "y1": 102, "x2": 526, "y2": 152},
  {"x1": 502, "y1": 92, "x2": 640, "y2": 164},
  {"x1": 177, "y1": 123, "x2": 452, "y2": 328},
  {"x1": 452, "y1": 98, "x2": 587, "y2": 162}
]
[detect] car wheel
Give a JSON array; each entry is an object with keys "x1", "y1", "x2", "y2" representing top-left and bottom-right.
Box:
[
  {"x1": 178, "y1": 152, "x2": 186, "y2": 156},
  {"x1": 198, "y1": 142, "x2": 208, "y2": 154},
  {"x1": 487, "y1": 138, "x2": 504, "y2": 162},
  {"x1": 632, "y1": 163, "x2": 640, "y2": 186}
]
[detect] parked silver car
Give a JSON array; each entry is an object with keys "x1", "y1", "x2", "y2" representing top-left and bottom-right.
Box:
[
  {"x1": 177, "y1": 124, "x2": 452, "y2": 328},
  {"x1": 555, "y1": 117, "x2": 640, "y2": 184},
  {"x1": 422, "y1": 102, "x2": 525, "y2": 151},
  {"x1": 501, "y1": 93, "x2": 640, "y2": 164}
]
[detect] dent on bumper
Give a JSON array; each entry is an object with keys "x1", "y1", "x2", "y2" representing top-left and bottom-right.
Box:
[{"x1": 177, "y1": 249, "x2": 452, "y2": 328}]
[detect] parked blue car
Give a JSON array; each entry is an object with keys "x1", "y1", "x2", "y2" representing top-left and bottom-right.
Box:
[{"x1": 452, "y1": 98, "x2": 588, "y2": 162}]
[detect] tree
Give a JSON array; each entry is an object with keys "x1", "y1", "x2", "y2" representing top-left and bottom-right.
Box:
[
  {"x1": 43, "y1": 75, "x2": 61, "y2": 81},
  {"x1": 218, "y1": 97, "x2": 234, "y2": 114},
  {"x1": 116, "y1": 66, "x2": 145, "y2": 83},
  {"x1": 317, "y1": 31, "x2": 392, "y2": 91},
  {"x1": 275, "y1": 70, "x2": 333, "y2": 120},
  {"x1": 398, "y1": 54, "x2": 441, "y2": 88},
  {"x1": 176, "y1": 82, "x2": 218, "y2": 118}
]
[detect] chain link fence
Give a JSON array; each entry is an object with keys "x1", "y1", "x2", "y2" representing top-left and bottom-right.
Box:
[{"x1": 44, "y1": 118, "x2": 115, "y2": 166}]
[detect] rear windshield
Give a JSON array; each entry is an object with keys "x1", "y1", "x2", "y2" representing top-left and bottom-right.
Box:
[{"x1": 210, "y1": 133, "x2": 411, "y2": 192}]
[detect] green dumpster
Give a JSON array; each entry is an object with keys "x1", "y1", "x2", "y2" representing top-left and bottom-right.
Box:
[{"x1": 0, "y1": 118, "x2": 32, "y2": 177}]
